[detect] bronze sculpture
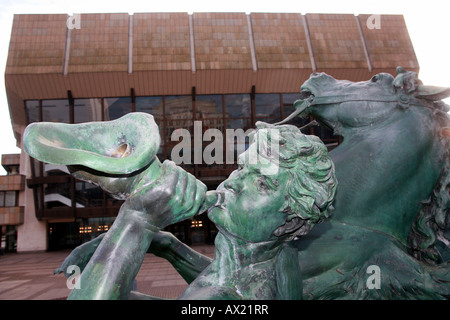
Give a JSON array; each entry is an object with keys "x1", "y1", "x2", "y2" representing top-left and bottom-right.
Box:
[{"x1": 23, "y1": 68, "x2": 450, "y2": 299}]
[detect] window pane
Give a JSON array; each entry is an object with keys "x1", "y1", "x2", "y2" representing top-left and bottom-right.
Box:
[
  {"x1": 75, "y1": 181, "x2": 103, "y2": 207},
  {"x1": 196, "y1": 95, "x2": 223, "y2": 118},
  {"x1": 135, "y1": 96, "x2": 163, "y2": 118},
  {"x1": 165, "y1": 96, "x2": 193, "y2": 141},
  {"x1": 44, "y1": 170, "x2": 71, "y2": 209},
  {"x1": 196, "y1": 95, "x2": 224, "y2": 131},
  {"x1": 165, "y1": 96, "x2": 192, "y2": 118},
  {"x1": 165, "y1": 96, "x2": 193, "y2": 170},
  {"x1": 74, "y1": 99, "x2": 102, "y2": 123},
  {"x1": 25, "y1": 100, "x2": 40, "y2": 124},
  {"x1": 42, "y1": 100, "x2": 70, "y2": 123},
  {"x1": 226, "y1": 118, "x2": 252, "y2": 131},
  {"x1": 104, "y1": 97, "x2": 132, "y2": 121},
  {"x1": 255, "y1": 94, "x2": 281, "y2": 120},
  {"x1": 4, "y1": 191, "x2": 16, "y2": 207},
  {"x1": 224, "y1": 94, "x2": 251, "y2": 118},
  {"x1": 0, "y1": 192, "x2": 4, "y2": 206}
]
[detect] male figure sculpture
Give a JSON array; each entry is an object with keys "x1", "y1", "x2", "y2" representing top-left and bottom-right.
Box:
[{"x1": 24, "y1": 117, "x2": 336, "y2": 300}]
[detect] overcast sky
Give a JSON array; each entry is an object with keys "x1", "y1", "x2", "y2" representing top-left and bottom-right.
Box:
[{"x1": 0, "y1": 0, "x2": 449, "y2": 174}]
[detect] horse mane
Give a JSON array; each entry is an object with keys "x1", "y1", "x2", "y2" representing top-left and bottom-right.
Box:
[{"x1": 408, "y1": 99, "x2": 450, "y2": 264}]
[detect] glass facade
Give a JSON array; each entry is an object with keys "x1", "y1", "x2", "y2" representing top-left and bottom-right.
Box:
[
  {"x1": 25, "y1": 100, "x2": 40, "y2": 123},
  {"x1": 0, "y1": 191, "x2": 17, "y2": 207},
  {"x1": 42, "y1": 99, "x2": 70, "y2": 123},
  {"x1": 74, "y1": 99, "x2": 102, "y2": 123},
  {"x1": 24, "y1": 91, "x2": 340, "y2": 249},
  {"x1": 104, "y1": 97, "x2": 132, "y2": 121},
  {"x1": 255, "y1": 93, "x2": 281, "y2": 123}
]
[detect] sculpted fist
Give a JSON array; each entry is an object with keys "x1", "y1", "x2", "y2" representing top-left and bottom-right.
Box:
[{"x1": 126, "y1": 160, "x2": 208, "y2": 229}]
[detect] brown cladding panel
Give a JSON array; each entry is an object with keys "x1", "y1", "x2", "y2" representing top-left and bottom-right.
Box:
[
  {"x1": 358, "y1": 14, "x2": 419, "y2": 71},
  {"x1": 133, "y1": 13, "x2": 191, "y2": 72},
  {"x1": 69, "y1": 13, "x2": 129, "y2": 73},
  {"x1": 6, "y1": 14, "x2": 67, "y2": 74},
  {"x1": 251, "y1": 13, "x2": 311, "y2": 70},
  {"x1": 193, "y1": 12, "x2": 253, "y2": 70},
  {"x1": 306, "y1": 14, "x2": 368, "y2": 70}
]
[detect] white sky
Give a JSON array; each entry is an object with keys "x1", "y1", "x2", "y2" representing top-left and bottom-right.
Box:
[{"x1": 0, "y1": 0, "x2": 449, "y2": 174}]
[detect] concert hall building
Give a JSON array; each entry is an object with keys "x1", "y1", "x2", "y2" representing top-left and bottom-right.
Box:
[{"x1": 3, "y1": 12, "x2": 419, "y2": 251}]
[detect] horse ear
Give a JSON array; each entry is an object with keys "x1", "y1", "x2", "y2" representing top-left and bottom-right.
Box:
[{"x1": 416, "y1": 85, "x2": 450, "y2": 101}]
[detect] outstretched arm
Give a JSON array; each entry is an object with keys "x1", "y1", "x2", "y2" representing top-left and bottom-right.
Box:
[
  {"x1": 68, "y1": 160, "x2": 208, "y2": 300},
  {"x1": 54, "y1": 233, "x2": 105, "y2": 277},
  {"x1": 55, "y1": 230, "x2": 212, "y2": 285},
  {"x1": 150, "y1": 231, "x2": 212, "y2": 283}
]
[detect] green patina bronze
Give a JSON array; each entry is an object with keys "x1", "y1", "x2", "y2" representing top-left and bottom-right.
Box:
[
  {"x1": 24, "y1": 68, "x2": 450, "y2": 299},
  {"x1": 292, "y1": 68, "x2": 450, "y2": 299},
  {"x1": 25, "y1": 114, "x2": 337, "y2": 299}
]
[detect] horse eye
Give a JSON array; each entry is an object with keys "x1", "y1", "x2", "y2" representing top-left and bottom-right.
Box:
[{"x1": 371, "y1": 75, "x2": 379, "y2": 83}]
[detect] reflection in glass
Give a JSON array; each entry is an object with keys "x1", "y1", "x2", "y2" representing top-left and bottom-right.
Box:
[
  {"x1": 42, "y1": 100, "x2": 70, "y2": 123},
  {"x1": 165, "y1": 96, "x2": 192, "y2": 118},
  {"x1": 165, "y1": 96, "x2": 193, "y2": 147},
  {"x1": 224, "y1": 94, "x2": 251, "y2": 118},
  {"x1": 4, "y1": 191, "x2": 17, "y2": 207},
  {"x1": 196, "y1": 95, "x2": 223, "y2": 118},
  {"x1": 282, "y1": 93, "x2": 302, "y2": 107},
  {"x1": 255, "y1": 94, "x2": 281, "y2": 120},
  {"x1": 196, "y1": 95, "x2": 224, "y2": 131},
  {"x1": 74, "y1": 99, "x2": 102, "y2": 123},
  {"x1": 25, "y1": 100, "x2": 40, "y2": 124},
  {"x1": 104, "y1": 97, "x2": 132, "y2": 121},
  {"x1": 226, "y1": 118, "x2": 252, "y2": 131},
  {"x1": 135, "y1": 96, "x2": 163, "y2": 118}
]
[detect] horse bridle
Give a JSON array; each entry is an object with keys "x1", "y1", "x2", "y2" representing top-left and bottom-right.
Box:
[{"x1": 274, "y1": 91, "x2": 433, "y2": 126}]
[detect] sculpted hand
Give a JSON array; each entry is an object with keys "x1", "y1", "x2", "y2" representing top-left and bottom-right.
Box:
[{"x1": 128, "y1": 160, "x2": 208, "y2": 229}]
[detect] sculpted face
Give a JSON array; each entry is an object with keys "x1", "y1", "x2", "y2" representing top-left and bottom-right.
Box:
[
  {"x1": 209, "y1": 165, "x2": 290, "y2": 243},
  {"x1": 208, "y1": 144, "x2": 290, "y2": 243}
]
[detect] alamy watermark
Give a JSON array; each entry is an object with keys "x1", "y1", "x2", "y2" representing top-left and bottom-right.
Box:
[
  {"x1": 366, "y1": 265, "x2": 381, "y2": 289},
  {"x1": 66, "y1": 265, "x2": 81, "y2": 289},
  {"x1": 66, "y1": 14, "x2": 81, "y2": 30},
  {"x1": 170, "y1": 121, "x2": 280, "y2": 175},
  {"x1": 366, "y1": 14, "x2": 381, "y2": 30}
]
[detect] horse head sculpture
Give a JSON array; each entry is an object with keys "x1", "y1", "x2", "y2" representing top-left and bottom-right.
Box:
[
  {"x1": 288, "y1": 67, "x2": 450, "y2": 299},
  {"x1": 295, "y1": 67, "x2": 449, "y2": 252}
]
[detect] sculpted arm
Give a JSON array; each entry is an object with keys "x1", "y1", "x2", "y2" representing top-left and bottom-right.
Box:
[
  {"x1": 68, "y1": 161, "x2": 209, "y2": 300},
  {"x1": 55, "y1": 230, "x2": 212, "y2": 284},
  {"x1": 149, "y1": 231, "x2": 212, "y2": 284}
]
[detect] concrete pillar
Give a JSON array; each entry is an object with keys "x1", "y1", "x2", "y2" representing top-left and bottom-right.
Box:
[{"x1": 17, "y1": 133, "x2": 47, "y2": 252}]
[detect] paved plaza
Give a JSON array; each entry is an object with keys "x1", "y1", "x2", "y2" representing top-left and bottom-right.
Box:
[{"x1": 0, "y1": 244, "x2": 214, "y2": 300}]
